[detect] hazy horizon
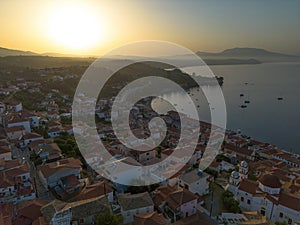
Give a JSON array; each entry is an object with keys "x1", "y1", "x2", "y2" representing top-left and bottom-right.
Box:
[{"x1": 1, "y1": 0, "x2": 300, "y2": 56}]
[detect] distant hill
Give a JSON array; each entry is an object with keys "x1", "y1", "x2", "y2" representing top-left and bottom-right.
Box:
[
  {"x1": 0, "y1": 47, "x2": 38, "y2": 57},
  {"x1": 197, "y1": 47, "x2": 300, "y2": 62}
]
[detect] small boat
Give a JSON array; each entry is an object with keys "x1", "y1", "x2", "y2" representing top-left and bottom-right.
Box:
[
  {"x1": 240, "y1": 94, "x2": 244, "y2": 97},
  {"x1": 240, "y1": 105, "x2": 247, "y2": 108},
  {"x1": 277, "y1": 97, "x2": 283, "y2": 100},
  {"x1": 197, "y1": 105, "x2": 200, "y2": 108},
  {"x1": 244, "y1": 100, "x2": 250, "y2": 104},
  {"x1": 245, "y1": 82, "x2": 248, "y2": 85}
]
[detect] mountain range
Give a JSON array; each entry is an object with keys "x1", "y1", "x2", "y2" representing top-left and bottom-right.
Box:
[{"x1": 0, "y1": 47, "x2": 299, "y2": 68}]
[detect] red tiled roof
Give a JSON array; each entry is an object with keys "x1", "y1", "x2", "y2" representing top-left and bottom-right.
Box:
[
  {"x1": 76, "y1": 181, "x2": 113, "y2": 201},
  {"x1": 279, "y1": 192, "x2": 300, "y2": 211},
  {"x1": 6, "y1": 126, "x2": 25, "y2": 133},
  {"x1": 134, "y1": 212, "x2": 167, "y2": 225},
  {"x1": 238, "y1": 179, "x2": 258, "y2": 195},
  {"x1": 23, "y1": 133, "x2": 43, "y2": 140},
  {"x1": 37, "y1": 157, "x2": 82, "y2": 178},
  {"x1": 17, "y1": 199, "x2": 48, "y2": 221},
  {"x1": 0, "y1": 202, "x2": 13, "y2": 225},
  {"x1": 259, "y1": 174, "x2": 281, "y2": 188},
  {"x1": 166, "y1": 189, "x2": 197, "y2": 210}
]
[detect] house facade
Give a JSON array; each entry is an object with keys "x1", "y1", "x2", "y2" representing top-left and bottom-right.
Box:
[{"x1": 118, "y1": 192, "x2": 154, "y2": 224}]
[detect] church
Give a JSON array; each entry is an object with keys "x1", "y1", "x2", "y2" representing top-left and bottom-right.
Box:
[{"x1": 226, "y1": 161, "x2": 300, "y2": 224}]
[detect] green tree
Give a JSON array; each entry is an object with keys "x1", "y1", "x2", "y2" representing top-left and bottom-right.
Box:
[
  {"x1": 275, "y1": 222, "x2": 287, "y2": 225},
  {"x1": 222, "y1": 190, "x2": 240, "y2": 213},
  {"x1": 96, "y1": 212, "x2": 123, "y2": 225}
]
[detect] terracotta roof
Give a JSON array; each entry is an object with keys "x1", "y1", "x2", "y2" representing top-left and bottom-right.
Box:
[
  {"x1": 0, "y1": 202, "x2": 13, "y2": 225},
  {"x1": 238, "y1": 179, "x2": 258, "y2": 195},
  {"x1": 12, "y1": 217, "x2": 31, "y2": 225},
  {"x1": 37, "y1": 157, "x2": 82, "y2": 178},
  {"x1": 134, "y1": 212, "x2": 167, "y2": 225},
  {"x1": 17, "y1": 199, "x2": 48, "y2": 221},
  {"x1": 6, "y1": 126, "x2": 25, "y2": 133},
  {"x1": 76, "y1": 181, "x2": 113, "y2": 201},
  {"x1": 118, "y1": 192, "x2": 154, "y2": 211},
  {"x1": 259, "y1": 174, "x2": 282, "y2": 188},
  {"x1": 166, "y1": 189, "x2": 197, "y2": 210},
  {"x1": 173, "y1": 212, "x2": 213, "y2": 225},
  {"x1": 23, "y1": 133, "x2": 43, "y2": 140},
  {"x1": 32, "y1": 217, "x2": 46, "y2": 225},
  {"x1": 153, "y1": 185, "x2": 176, "y2": 206},
  {"x1": 0, "y1": 146, "x2": 11, "y2": 154},
  {"x1": 41, "y1": 196, "x2": 111, "y2": 224},
  {"x1": 278, "y1": 192, "x2": 300, "y2": 211}
]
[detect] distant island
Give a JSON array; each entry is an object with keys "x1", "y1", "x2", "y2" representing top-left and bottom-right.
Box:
[{"x1": 1, "y1": 47, "x2": 299, "y2": 69}]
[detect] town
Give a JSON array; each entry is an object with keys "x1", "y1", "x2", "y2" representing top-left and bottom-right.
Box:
[{"x1": 0, "y1": 66, "x2": 300, "y2": 225}]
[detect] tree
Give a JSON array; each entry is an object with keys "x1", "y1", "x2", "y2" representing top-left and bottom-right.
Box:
[
  {"x1": 275, "y1": 222, "x2": 287, "y2": 225},
  {"x1": 222, "y1": 190, "x2": 240, "y2": 213},
  {"x1": 96, "y1": 212, "x2": 123, "y2": 225}
]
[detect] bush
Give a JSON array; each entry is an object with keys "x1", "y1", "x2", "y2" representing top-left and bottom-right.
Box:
[
  {"x1": 222, "y1": 190, "x2": 240, "y2": 213},
  {"x1": 96, "y1": 212, "x2": 123, "y2": 225}
]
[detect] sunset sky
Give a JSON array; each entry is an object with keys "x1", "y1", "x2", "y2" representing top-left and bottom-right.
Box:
[{"x1": 1, "y1": 0, "x2": 300, "y2": 56}]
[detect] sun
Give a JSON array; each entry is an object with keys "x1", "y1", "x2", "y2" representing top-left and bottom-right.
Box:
[{"x1": 47, "y1": 3, "x2": 104, "y2": 50}]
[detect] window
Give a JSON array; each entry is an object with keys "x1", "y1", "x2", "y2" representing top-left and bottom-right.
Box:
[
  {"x1": 279, "y1": 212, "x2": 283, "y2": 218},
  {"x1": 260, "y1": 208, "x2": 265, "y2": 216},
  {"x1": 241, "y1": 197, "x2": 244, "y2": 202},
  {"x1": 247, "y1": 199, "x2": 251, "y2": 204}
]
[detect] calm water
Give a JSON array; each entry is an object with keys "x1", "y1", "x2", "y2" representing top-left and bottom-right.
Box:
[{"x1": 153, "y1": 62, "x2": 300, "y2": 153}]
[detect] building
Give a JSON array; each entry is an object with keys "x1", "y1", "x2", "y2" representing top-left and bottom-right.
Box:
[
  {"x1": 179, "y1": 169, "x2": 211, "y2": 196},
  {"x1": 37, "y1": 157, "x2": 82, "y2": 189},
  {"x1": 165, "y1": 189, "x2": 198, "y2": 222},
  {"x1": 0, "y1": 162, "x2": 35, "y2": 203},
  {"x1": 0, "y1": 146, "x2": 12, "y2": 161},
  {"x1": 41, "y1": 196, "x2": 111, "y2": 225},
  {"x1": 21, "y1": 133, "x2": 44, "y2": 147},
  {"x1": 229, "y1": 173, "x2": 300, "y2": 224},
  {"x1": 7, "y1": 102, "x2": 22, "y2": 112},
  {"x1": 118, "y1": 192, "x2": 154, "y2": 224},
  {"x1": 133, "y1": 211, "x2": 168, "y2": 225},
  {"x1": 5, "y1": 126, "x2": 25, "y2": 140},
  {"x1": 7, "y1": 119, "x2": 31, "y2": 134},
  {"x1": 218, "y1": 211, "x2": 270, "y2": 225},
  {"x1": 13, "y1": 199, "x2": 48, "y2": 225},
  {"x1": 0, "y1": 202, "x2": 13, "y2": 225},
  {"x1": 76, "y1": 181, "x2": 114, "y2": 203}
]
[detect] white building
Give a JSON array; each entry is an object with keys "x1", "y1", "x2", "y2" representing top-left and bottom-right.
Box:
[
  {"x1": 118, "y1": 192, "x2": 154, "y2": 224},
  {"x1": 7, "y1": 119, "x2": 31, "y2": 133},
  {"x1": 179, "y1": 169, "x2": 211, "y2": 196},
  {"x1": 7, "y1": 102, "x2": 22, "y2": 112},
  {"x1": 228, "y1": 173, "x2": 300, "y2": 225}
]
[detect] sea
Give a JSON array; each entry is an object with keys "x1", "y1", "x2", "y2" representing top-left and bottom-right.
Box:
[{"x1": 152, "y1": 62, "x2": 300, "y2": 153}]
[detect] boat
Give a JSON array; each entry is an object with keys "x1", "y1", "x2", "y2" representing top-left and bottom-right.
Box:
[
  {"x1": 277, "y1": 97, "x2": 283, "y2": 100},
  {"x1": 240, "y1": 94, "x2": 244, "y2": 97},
  {"x1": 244, "y1": 100, "x2": 250, "y2": 104},
  {"x1": 240, "y1": 105, "x2": 247, "y2": 108}
]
